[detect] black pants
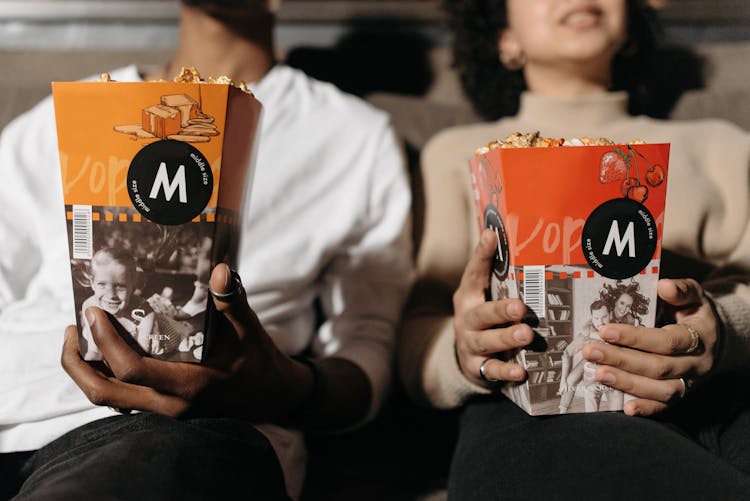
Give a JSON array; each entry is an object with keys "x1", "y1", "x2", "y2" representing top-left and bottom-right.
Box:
[
  {"x1": 448, "y1": 374, "x2": 750, "y2": 501},
  {"x1": 0, "y1": 413, "x2": 289, "y2": 501}
]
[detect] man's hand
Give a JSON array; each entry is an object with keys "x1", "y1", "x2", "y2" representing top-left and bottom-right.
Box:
[
  {"x1": 453, "y1": 229, "x2": 533, "y2": 386},
  {"x1": 581, "y1": 278, "x2": 718, "y2": 417},
  {"x1": 61, "y1": 263, "x2": 314, "y2": 422}
]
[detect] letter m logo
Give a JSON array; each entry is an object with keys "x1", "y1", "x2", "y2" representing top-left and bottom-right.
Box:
[
  {"x1": 602, "y1": 220, "x2": 636, "y2": 257},
  {"x1": 490, "y1": 224, "x2": 504, "y2": 262},
  {"x1": 149, "y1": 162, "x2": 187, "y2": 203}
]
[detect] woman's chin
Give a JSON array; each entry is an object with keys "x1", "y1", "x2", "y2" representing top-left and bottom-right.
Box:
[{"x1": 554, "y1": 36, "x2": 622, "y2": 62}]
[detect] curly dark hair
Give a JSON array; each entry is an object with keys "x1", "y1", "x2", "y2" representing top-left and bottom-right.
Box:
[
  {"x1": 599, "y1": 280, "x2": 650, "y2": 318},
  {"x1": 442, "y1": 0, "x2": 697, "y2": 120}
]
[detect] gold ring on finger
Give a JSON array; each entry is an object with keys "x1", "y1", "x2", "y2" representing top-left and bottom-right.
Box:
[{"x1": 679, "y1": 323, "x2": 702, "y2": 355}]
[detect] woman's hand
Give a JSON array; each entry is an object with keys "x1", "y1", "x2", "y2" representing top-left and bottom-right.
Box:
[
  {"x1": 453, "y1": 229, "x2": 533, "y2": 387},
  {"x1": 61, "y1": 264, "x2": 314, "y2": 422},
  {"x1": 581, "y1": 278, "x2": 718, "y2": 417}
]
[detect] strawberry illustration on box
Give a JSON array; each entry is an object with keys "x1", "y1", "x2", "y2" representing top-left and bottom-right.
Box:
[{"x1": 470, "y1": 132, "x2": 670, "y2": 415}]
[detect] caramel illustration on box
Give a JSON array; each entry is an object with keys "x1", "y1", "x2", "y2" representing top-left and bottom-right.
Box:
[
  {"x1": 114, "y1": 92, "x2": 220, "y2": 142},
  {"x1": 470, "y1": 132, "x2": 670, "y2": 415},
  {"x1": 52, "y1": 68, "x2": 261, "y2": 363}
]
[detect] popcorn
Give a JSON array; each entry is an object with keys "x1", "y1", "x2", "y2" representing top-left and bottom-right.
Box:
[
  {"x1": 209, "y1": 75, "x2": 234, "y2": 85},
  {"x1": 475, "y1": 131, "x2": 645, "y2": 155},
  {"x1": 173, "y1": 66, "x2": 202, "y2": 83},
  {"x1": 100, "y1": 66, "x2": 254, "y2": 97}
]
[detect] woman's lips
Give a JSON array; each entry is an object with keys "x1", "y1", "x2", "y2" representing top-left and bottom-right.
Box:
[{"x1": 561, "y1": 7, "x2": 603, "y2": 28}]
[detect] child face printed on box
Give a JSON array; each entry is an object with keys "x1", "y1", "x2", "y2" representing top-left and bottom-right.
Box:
[{"x1": 89, "y1": 251, "x2": 135, "y2": 316}]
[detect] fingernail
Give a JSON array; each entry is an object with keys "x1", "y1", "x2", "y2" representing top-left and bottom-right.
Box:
[
  {"x1": 597, "y1": 371, "x2": 616, "y2": 384},
  {"x1": 600, "y1": 328, "x2": 619, "y2": 342},
  {"x1": 224, "y1": 265, "x2": 234, "y2": 291},
  {"x1": 481, "y1": 230, "x2": 493, "y2": 245},
  {"x1": 507, "y1": 302, "x2": 523, "y2": 319},
  {"x1": 510, "y1": 367, "x2": 524, "y2": 379},
  {"x1": 85, "y1": 308, "x2": 96, "y2": 326},
  {"x1": 513, "y1": 327, "x2": 529, "y2": 343},
  {"x1": 586, "y1": 347, "x2": 604, "y2": 362}
]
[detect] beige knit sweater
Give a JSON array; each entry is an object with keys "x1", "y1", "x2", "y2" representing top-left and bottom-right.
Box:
[{"x1": 399, "y1": 91, "x2": 750, "y2": 409}]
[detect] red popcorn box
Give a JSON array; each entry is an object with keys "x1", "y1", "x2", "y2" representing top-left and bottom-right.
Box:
[{"x1": 470, "y1": 133, "x2": 670, "y2": 415}]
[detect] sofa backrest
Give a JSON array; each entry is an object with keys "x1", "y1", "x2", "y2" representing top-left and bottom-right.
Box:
[
  {"x1": 379, "y1": 43, "x2": 750, "y2": 145},
  {"x1": 2, "y1": 42, "x2": 749, "y2": 137},
  {"x1": 0, "y1": 50, "x2": 172, "y2": 131}
]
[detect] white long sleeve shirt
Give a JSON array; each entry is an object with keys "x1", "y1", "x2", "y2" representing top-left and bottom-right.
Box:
[{"x1": 0, "y1": 64, "x2": 414, "y2": 498}]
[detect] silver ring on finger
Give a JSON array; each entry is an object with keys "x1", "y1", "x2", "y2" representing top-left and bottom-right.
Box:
[
  {"x1": 678, "y1": 376, "x2": 695, "y2": 399},
  {"x1": 679, "y1": 323, "x2": 702, "y2": 355},
  {"x1": 479, "y1": 358, "x2": 500, "y2": 383},
  {"x1": 209, "y1": 269, "x2": 244, "y2": 303}
]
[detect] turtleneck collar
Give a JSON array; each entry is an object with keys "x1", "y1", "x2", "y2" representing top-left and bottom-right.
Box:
[{"x1": 515, "y1": 91, "x2": 630, "y2": 131}]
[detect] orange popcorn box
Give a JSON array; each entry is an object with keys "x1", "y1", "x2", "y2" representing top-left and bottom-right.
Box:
[
  {"x1": 470, "y1": 141, "x2": 670, "y2": 415},
  {"x1": 52, "y1": 77, "x2": 261, "y2": 363}
]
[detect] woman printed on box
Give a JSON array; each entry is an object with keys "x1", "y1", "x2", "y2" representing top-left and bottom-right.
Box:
[
  {"x1": 599, "y1": 279, "x2": 649, "y2": 326},
  {"x1": 398, "y1": 0, "x2": 750, "y2": 498},
  {"x1": 558, "y1": 280, "x2": 650, "y2": 413}
]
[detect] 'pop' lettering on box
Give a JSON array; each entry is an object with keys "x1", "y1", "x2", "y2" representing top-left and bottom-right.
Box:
[
  {"x1": 470, "y1": 132, "x2": 670, "y2": 415},
  {"x1": 52, "y1": 69, "x2": 262, "y2": 363}
]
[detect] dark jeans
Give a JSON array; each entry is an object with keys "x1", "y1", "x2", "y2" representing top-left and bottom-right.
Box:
[
  {"x1": 448, "y1": 374, "x2": 750, "y2": 501},
  {"x1": 0, "y1": 413, "x2": 289, "y2": 501}
]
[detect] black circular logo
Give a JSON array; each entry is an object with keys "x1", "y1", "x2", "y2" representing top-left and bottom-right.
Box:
[
  {"x1": 582, "y1": 198, "x2": 657, "y2": 279},
  {"x1": 484, "y1": 204, "x2": 510, "y2": 280},
  {"x1": 127, "y1": 140, "x2": 213, "y2": 225}
]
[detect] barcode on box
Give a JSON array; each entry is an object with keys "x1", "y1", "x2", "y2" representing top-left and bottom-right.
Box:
[
  {"x1": 523, "y1": 265, "x2": 545, "y2": 319},
  {"x1": 72, "y1": 205, "x2": 93, "y2": 259}
]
